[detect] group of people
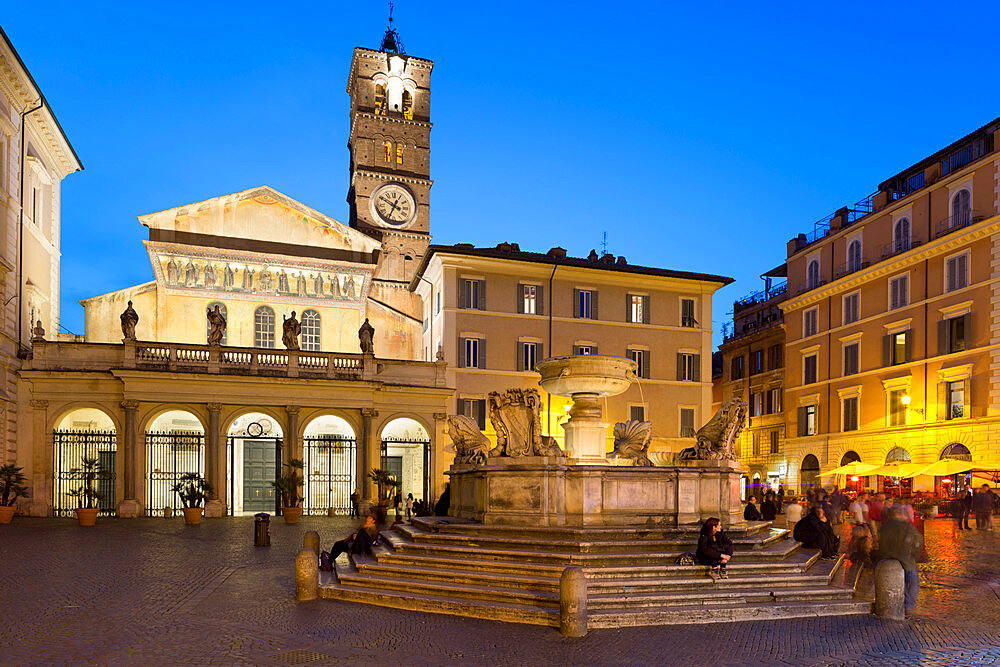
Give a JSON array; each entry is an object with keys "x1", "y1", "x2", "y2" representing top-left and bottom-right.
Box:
[{"x1": 951, "y1": 484, "x2": 1000, "y2": 530}]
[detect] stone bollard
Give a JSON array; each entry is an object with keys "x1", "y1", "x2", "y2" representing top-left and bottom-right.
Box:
[
  {"x1": 874, "y1": 559, "x2": 905, "y2": 620},
  {"x1": 559, "y1": 566, "x2": 588, "y2": 637},
  {"x1": 295, "y1": 548, "x2": 319, "y2": 601},
  {"x1": 303, "y1": 530, "x2": 320, "y2": 556}
]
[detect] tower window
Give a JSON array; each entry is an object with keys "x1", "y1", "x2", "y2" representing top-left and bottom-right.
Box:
[
  {"x1": 374, "y1": 84, "x2": 386, "y2": 115},
  {"x1": 396, "y1": 144, "x2": 403, "y2": 164},
  {"x1": 301, "y1": 309, "x2": 321, "y2": 352},
  {"x1": 402, "y1": 90, "x2": 413, "y2": 120},
  {"x1": 384, "y1": 141, "x2": 392, "y2": 163}
]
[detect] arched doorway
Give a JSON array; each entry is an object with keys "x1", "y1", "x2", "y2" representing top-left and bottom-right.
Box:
[
  {"x1": 380, "y1": 418, "x2": 431, "y2": 505},
  {"x1": 145, "y1": 410, "x2": 205, "y2": 516},
  {"x1": 800, "y1": 454, "x2": 820, "y2": 494},
  {"x1": 226, "y1": 412, "x2": 284, "y2": 515},
  {"x1": 939, "y1": 442, "x2": 973, "y2": 496},
  {"x1": 302, "y1": 415, "x2": 357, "y2": 515},
  {"x1": 53, "y1": 408, "x2": 117, "y2": 517},
  {"x1": 840, "y1": 450, "x2": 864, "y2": 493},
  {"x1": 882, "y1": 446, "x2": 912, "y2": 497},
  {"x1": 751, "y1": 472, "x2": 762, "y2": 501}
]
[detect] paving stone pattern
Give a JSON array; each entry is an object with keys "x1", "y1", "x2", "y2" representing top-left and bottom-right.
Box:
[{"x1": 2, "y1": 514, "x2": 1000, "y2": 665}]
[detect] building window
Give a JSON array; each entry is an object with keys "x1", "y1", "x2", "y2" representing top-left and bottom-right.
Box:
[
  {"x1": 629, "y1": 294, "x2": 650, "y2": 324},
  {"x1": 574, "y1": 345, "x2": 594, "y2": 355},
  {"x1": 886, "y1": 330, "x2": 909, "y2": 366},
  {"x1": 750, "y1": 392, "x2": 762, "y2": 417},
  {"x1": 843, "y1": 292, "x2": 860, "y2": 325},
  {"x1": 254, "y1": 306, "x2": 275, "y2": 348},
  {"x1": 461, "y1": 279, "x2": 485, "y2": 310},
  {"x1": 752, "y1": 433, "x2": 761, "y2": 456},
  {"x1": 767, "y1": 344, "x2": 782, "y2": 370},
  {"x1": 522, "y1": 284, "x2": 538, "y2": 315},
  {"x1": 804, "y1": 308, "x2": 818, "y2": 337},
  {"x1": 680, "y1": 408, "x2": 695, "y2": 437},
  {"x1": 766, "y1": 388, "x2": 781, "y2": 414},
  {"x1": 798, "y1": 404, "x2": 817, "y2": 436},
  {"x1": 894, "y1": 218, "x2": 911, "y2": 253},
  {"x1": 945, "y1": 253, "x2": 969, "y2": 293},
  {"x1": 803, "y1": 354, "x2": 818, "y2": 385},
  {"x1": 843, "y1": 342, "x2": 859, "y2": 376},
  {"x1": 941, "y1": 314, "x2": 968, "y2": 354},
  {"x1": 681, "y1": 298, "x2": 697, "y2": 327},
  {"x1": 517, "y1": 341, "x2": 540, "y2": 371},
  {"x1": 843, "y1": 396, "x2": 859, "y2": 432},
  {"x1": 374, "y1": 83, "x2": 386, "y2": 114},
  {"x1": 628, "y1": 348, "x2": 649, "y2": 379},
  {"x1": 630, "y1": 405, "x2": 646, "y2": 422},
  {"x1": 947, "y1": 381, "x2": 965, "y2": 420},
  {"x1": 301, "y1": 310, "x2": 321, "y2": 351},
  {"x1": 806, "y1": 260, "x2": 820, "y2": 290},
  {"x1": 460, "y1": 398, "x2": 487, "y2": 430},
  {"x1": 461, "y1": 337, "x2": 482, "y2": 368},
  {"x1": 575, "y1": 289, "x2": 596, "y2": 319},
  {"x1": 731, "y1": 355, "x2": 744, "y2": 380},
  {"x1": 206, "y1": 302, "x2": 227, "y2": 345},
  {"x1": 435, "y1": 290, "x2": 441, "y2": 313},
  {"x1": 383, "y1": 140, "x2": 392, "y2": 163},
  {"x1": 676, "y1": 352, "x2": 699, "y2": 382},
  {"x1": 847, "y1": 240, "x2": 862, "y2": 273},
  {"x1": 402, "y1": 90, "x2": 413, "y2": 120},
  {"x1": 750, "y1": 349, "x2": 764, "y2": 375},
  {"x1": 951, "y1": 189, "x2": 971, "y2": 226},
  {"x1": 889, "y1": 274, "x2": 908, "y2": 310},
  {"x1": 769, "y1": 430, "x2": 779, "y2": 454},
  {"x1": 888, "y1": 389, "x2": 906, "y2": 427}
]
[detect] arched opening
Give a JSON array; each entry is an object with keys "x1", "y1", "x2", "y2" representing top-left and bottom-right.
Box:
[
  {"x1": 206, "y1": 301, "x2": 227, "y2": 345},
  {"x1": 401, "y1": 89, "x2": 413, "y2": 120},
  {"x1": 379, "y1": 418, "x2": 431, "y2": 506},
  {"x1": 800, "y1": 454, "x2": 820, "y2": 494},
  {"x1": 302, "y1": 415, "x2": 357, "y2": 515},
  {"x1": 383, "y1": 140, "x2": 392, "y2": 163},
  {"x1": 840, "y1": 450, "x2": 864, "y2": 493},
  {"x1": 882, "y1": 446, "x2": 912, "y2": 497},
  {"x1": 951, "y1": 189, "x2": 971, "y2": 226},
  {"x1": 807, "y1": 260, "x2": 820, "y2": 290},
  {"x1": 939, "y1": 442, "x2": 973, "y2": 496},
  {"x1": 751, "y1": 472, "x2": 762, "y2": 501},
  {"x1": 301, "y1": 309, "x2": 321, "y2": 352},
  {"x1": 847, "y1": 240, "x2": 862, "y2": 273},
  {"x1": 894, "y1": 218, "x2": 911, "y2": 254},
  {"x1": 53, "y1": 408, "x2": 117, "y2": 517},
  {"x1": 226, "y1": 412, "x2": 284, "y2": 515},
  {"x1": 254, "y1": 306, "x2": 275, "y2": 348},
  {"x1": 374, "y1": 83, "x2": 386, "y2": 114},
  {"x1": 145, "y1": 410, "x2": 206, "y2": 516}
]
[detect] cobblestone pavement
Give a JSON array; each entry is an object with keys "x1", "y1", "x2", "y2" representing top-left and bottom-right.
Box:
[{"x1": 2, "y1": 514, "x2": 1000, "y2": 666}]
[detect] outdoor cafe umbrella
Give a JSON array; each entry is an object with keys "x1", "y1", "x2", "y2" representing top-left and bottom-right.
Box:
[
  {"x1": 907, "y1": 459, "x2": 976, "y2": 478},
  {"x1": 819, "y1": 462, "x2": 879, "y2": 477},
  {"x1": 866, "y1": 461, "x2": 927, "y2": 478}
]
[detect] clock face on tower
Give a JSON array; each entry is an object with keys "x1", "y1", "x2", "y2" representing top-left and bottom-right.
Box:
[{"x1": 371, "y1": 183, "x2": 417, "y2": 227}]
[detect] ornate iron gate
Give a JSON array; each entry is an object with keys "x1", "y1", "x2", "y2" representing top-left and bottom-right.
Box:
[
  {"x1": 53, "y1": 430, "x2": 117, "y2": 517},
  {"x1": 227, "y1": 436, "x2": 282, "y2": 515},
  {"x1": 380, "y1": 437, "x2": 432, "y2": 505},
  {"x1": 303, "y1": 436, "x2": 356, "y2": 515},
  {"x1": 145, "y1": 431, "x2": 205, "y2": 516}
]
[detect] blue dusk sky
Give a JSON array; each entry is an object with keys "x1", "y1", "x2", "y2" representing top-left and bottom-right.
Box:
[{"x1": 5, "y1": 2, "x2": 999, "y2": 344}]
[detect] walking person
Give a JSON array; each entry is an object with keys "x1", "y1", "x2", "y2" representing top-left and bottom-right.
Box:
[
  {"x1": 878, "y1": 505, "x2": 923, "y2": 615},
  {"x1": 696, "y1": 517, "x2": 734, "y2": 581},
  {"x1": 974, "y1": 484, "x2": 994, "y2": 529},
  {"x1": 349, "y1": 490, "x2": 360, "y2": 519},
  {"x1": 761, "y1": 492, "x2": 777, "y2": 522},
  {"x1": 960, "y1": 488, "x2": 973, "y2": 530},
  {"x1": 405, "y1": 493, "x2": 414, "y2": 520}
]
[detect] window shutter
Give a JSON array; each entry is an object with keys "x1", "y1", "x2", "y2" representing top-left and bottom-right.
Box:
[
  {"x1": 537, "y1": 342, "x2": 544, "y2": 364},
  {"x1": 517, "y1": 284, "x2": 524, "y2": 314},
  {"x1": 903, "y1": 330, "x2": 912, "y2": 363},
  {"x1": 959, "y1": 254, "x2": 968, "y2": 288},
  {"x1": 458, "y1": 277, "x2": 466, "y2": 309},
  {"x1": 592, "y1": 291, "x2": 599, "y2": 320},
  {"x1": 882, "y1": 334, "x2": 891, "y2": 367},
  {"x1": 476, "y1": 399, "x2": 487, "y2": 430},
  {"x1": 516, "y1": 342, "x2": 524, "y2": 371},
  {"x1": 962, "y1": 379, "x2": 970, "y2": 419},
  {"x1": 625, "y1": 295, "x2": 632, "y2": 322},
  {"x1": 962, "y1": 313, "x2": 971, "y2": 349},
  {"x1": 591, "y1": 345, "x2": 598, "y2": 355},
  {"x1": 692, "y1": 354, "x2": 700, "y2": 382},
  {"x1": 458, "y1": 337, "x2": 465, "y2": 368},
  {"x1": 797, "y1": 407, "x2": 806, "y2": 437},
  {"x1": 677, "y1": 352, "x2": 684, "y2": 381},
  {"x1": 573, "y1": 289, "x2": 580, "y2": 318},
  {"x1": 478, "y1": 338, "x2": 487, "y2": 368},
  {"x1": 644, "y1": 350, "x2": 651, "y2": 378},
  {"x1": 643, "y1": 295, "x2": 650, "y2": 324},
  {"x1": 479, "y1": 280, "x2": 487, "y2": 310},
  {"x1": 536, "y1": 284, "x2": 544, "y2": 316},
  {"x1": 938, "y1": 319, "x2": 949, "y2": 356},
  {"x1": 936, "y1": 382, "x2": 948, "y2": 421},
  {"x1": 458, "y1": 397, "x2": 464, "y2": 415}
]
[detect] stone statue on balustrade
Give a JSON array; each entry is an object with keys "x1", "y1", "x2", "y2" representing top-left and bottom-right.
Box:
[
  {"x1": 446, "y1": 415, "x2": 491, "y2": 465},
  {"x1": 611, "y1": 419, "x2": 654, "y2": 466},
  {"x1": 206, "y1": 305, "x2": 227, "y2": 346},
  {"x1": 678, "y1": 398, "x2": 747, "y2": 461},
  {"x1": 281, "y1": 311, "x2": 301, "y2": 350},
  {"x1": 120, "y1": 300, "x2": 138, "y2": 342},
  {"x1": 487, "y1": 388, "x2": 563, "y2": 458},
  {"x1": 358, "y1": 318, "x2": 375, "y2": 355}
]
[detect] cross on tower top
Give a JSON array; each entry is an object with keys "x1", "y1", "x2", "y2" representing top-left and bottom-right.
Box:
[{"x1": 380, "y1": 1, "x2": 405, "y2": 54}]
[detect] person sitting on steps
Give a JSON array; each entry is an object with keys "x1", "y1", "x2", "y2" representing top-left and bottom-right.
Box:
[
  {"x1": 325, "y1": 515, "x2": 380, "y2": 563},
  {"x1": 793, "y1": 503, "x2": 840, "y2": 560},
  {"x1": 696, "y1": 517, "x2": 734, "y2": 581}
]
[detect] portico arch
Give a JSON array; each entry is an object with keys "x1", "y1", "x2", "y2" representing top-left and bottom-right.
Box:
[
  {"x1": 144, "y1": 409, "x2": 206, "y2": 516},
  {"x1": 800, "y1": 454, "x2": 820, "y2": 494},
  {"x1": 52, "y1": 407, "x2": 120, "y2": 517},
  {"x1": 226, "y1": 411, "x2": 285, "y2": 515},
  {"x1": 302, "y1": 414, "x2": 358, "y2": 514},
  {"x1": 378, "y1": 416, "x2": 431, "y2": 505}
]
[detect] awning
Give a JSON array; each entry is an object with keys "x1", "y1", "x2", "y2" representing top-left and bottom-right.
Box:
[
  {"x1": 866, "y1": 461, "x2": 927, "y2": 478},
  {"x1": 908, "y1": 459, "x2": 977, "y2": 478},
  {"x1": 819, "y1": 462, "x2": 879, "y2": 477}
]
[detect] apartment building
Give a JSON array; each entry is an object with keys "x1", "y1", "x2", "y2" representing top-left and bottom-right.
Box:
[
  {"x1": 412, "y1": 243, "x2": 731, "y2": 454},
  {"x1": 782, "y1": 118, "x2": 1000, "y2": 495}
]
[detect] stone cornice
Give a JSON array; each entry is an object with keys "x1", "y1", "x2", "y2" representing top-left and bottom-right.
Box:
[{"x1": 353, "y1": 170, "x2": 433, "y2": 187}]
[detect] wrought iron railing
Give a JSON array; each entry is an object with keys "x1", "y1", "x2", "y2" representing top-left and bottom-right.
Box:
[
  {"x1": 878, "y1": 238, "x2": 921, "y2": 261},
  {"x1": 53, "y1": 430, "x2": 117, "y2": 517},
  {"x1": 935, "y1": 210, "x2": 988, "y2": 239},
  {"x1": 835, "y1": 260, "x2": 870, "y2": 279},
  {"x1": 733, "y1": 282, "x2": 787, "y2": 311}
]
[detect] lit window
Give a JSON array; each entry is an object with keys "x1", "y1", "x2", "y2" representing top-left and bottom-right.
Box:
[
  {"x1": 396, "y1": 144, "x2": 403, "y2": 164},
  {"x1": 767, "y1": 388, "x2": 782, "y2": 414},
  {"x1": 384, "y1": 141, "x2": 392, "y2": 163},
  {"x1": 945, "y1": 315, "x2": 967, "y2": 354},
  {"x1": 945, "y1": 254, "x2": 969, "y2": 292},
  {"x1": 751, "y1": 392, "x2": 762, "y2": 417},
  {"x1": 888, "y1": 389, "x2": 906, "y2": 426},
  {"x1": 402, "y1": 90, "x2": 413, "y2": 120},
  {"x1": 254, "y1": 306, "x2": 275, "y2": 348},
  {"x1": 801, "y1": 405, "x2": 817, "y2": 436},
  {"x1": 888, "y1": 330, "x2": 908, "y2": 366},
  {"x1": 889, "y1": 274, "x2": 908, "y2": 310},
  {"x1": 374, "y1": 84, "x2": 386, "y2": 114},
  {"x1": 521, "y1": 342, "x2": 537, "y2": 371},
  {"x1": 629, "y1": 295, "x2": 644, "y2": 323},
  {"x1": 947, "y1": 381, "x2": 965, "y2": 420},
  {"x1": 575, "y1": 345, "x2": 592, "y2": 355},
  {"x1": 523, "y1": 285, "x2": 537, "y2": 315},
  {"x1": 628, "y1": 348, "x2": 647, "y2": 378},
  {"x1": 681, "y1": 298, "x2": 697, "y2": 327},
  {"x1": 301, "y1": 310, "x2": 321, "y2": 351}
]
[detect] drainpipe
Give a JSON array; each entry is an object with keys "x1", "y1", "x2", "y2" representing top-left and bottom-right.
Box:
[
  {"x1": 17, "y1": 100, "x2": 43, "y2": 357},
  {"x1": 546, "y1": 264, "x2": 558, "y2": 436}
]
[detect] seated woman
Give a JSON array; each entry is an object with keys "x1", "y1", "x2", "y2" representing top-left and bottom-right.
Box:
[
  {"x1": 793, "y1": 504, "x2": 840, "y2": 560},
  {"x1": 327, "y1": 515, "x2": 380, "y2": 562},
  {"x1": 696, "y1": 517, "x2": 734, "y2": 580}
]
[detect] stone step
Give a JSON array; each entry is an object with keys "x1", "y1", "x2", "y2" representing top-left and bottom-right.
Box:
[
  {"x1": 583, "y1": 544, "x2": 813, "y2": 582},
  {"x1": 319, "y1": 581, "x2": 559, "y2": 628},
  {"x1": 372, "y1": 543, "x2": 569, "y2": 578},
  {"x1": 412, "y1": 516, "x2": 776, "y2": 541},
  {"x1": 587, "y1": 585, "x2": 856, "y2": 610},
  {"x1": 354, "y1": 556, "x2": 560, "y2": 593},
  {"x1": 586, "y1": 599, "x2": 871, "y2": 628}
]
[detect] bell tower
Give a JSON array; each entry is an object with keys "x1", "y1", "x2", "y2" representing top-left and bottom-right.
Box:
[{"x1": 346, "y1": 9, "x2": 433, "y2": 283}]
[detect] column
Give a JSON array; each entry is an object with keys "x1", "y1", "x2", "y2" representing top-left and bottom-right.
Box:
[
  {"x1": 285, "y1": 406, "x2": 301, "y2": 466},
  {"x1": 28, "y1": 400, "x2": 49, "y2": 517},
  {"x1": 118, "y1": 399, "x2": 141, "y2": 518},
  {"x1": 204, "y1": 403, "x2": 224, "y2": 517},
  {"x1": 360, "y1": 408, "x2": 378, "y2": 501}
]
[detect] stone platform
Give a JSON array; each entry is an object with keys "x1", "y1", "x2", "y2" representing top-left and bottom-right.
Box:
[{"x1": 319, "y1": 516, "x2": 869, "y2": 630}]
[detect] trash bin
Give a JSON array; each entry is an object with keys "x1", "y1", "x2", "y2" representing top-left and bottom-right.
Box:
[{"x1": 254, "y1": 512, "x2": 270, "y2": 547}]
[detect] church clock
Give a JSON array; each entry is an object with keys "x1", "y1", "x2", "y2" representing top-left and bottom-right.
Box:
[{"x1": 371, "y1": 183, "x2": 416, "y2": 226}]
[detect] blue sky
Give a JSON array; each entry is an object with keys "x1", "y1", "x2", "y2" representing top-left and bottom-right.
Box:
[{"x1": 6, "y1": 2, "x2": 999, "y2": 343}]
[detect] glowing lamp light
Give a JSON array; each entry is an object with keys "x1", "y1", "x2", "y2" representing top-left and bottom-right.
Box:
[
  {"x1": 901, "y1": 394, "x2": 911, "y2": 406},
  {"x1": 942, "y1": 478, "x2": 952, "y2": 485},
  {"x1": 850, "y1": 476, "x2": 859, "y2": 482}
]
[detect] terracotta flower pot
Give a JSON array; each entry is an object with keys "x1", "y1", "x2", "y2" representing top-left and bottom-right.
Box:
[
  {"x1": 75, "y1": 507, "x2": 99, "y2": 527},
  {"x1": 0, "y1": 505, "x2": 15, "y2": 524},
  {"x1": 182, "y1": 507, "x2": 203, "y2": 525},
  {"x1": 282, "y1": 506, "x2": 303, "y2": 524}
]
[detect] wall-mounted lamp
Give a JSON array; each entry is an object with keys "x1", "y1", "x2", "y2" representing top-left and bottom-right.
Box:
[{"x1": 901, "y1": 394, "x2": 924, "y2": 415}]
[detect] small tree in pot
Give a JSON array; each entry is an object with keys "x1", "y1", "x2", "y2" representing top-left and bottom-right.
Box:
[
  {"x1": 368, "y1": 468, "x2": 400, "y2": 525},
  {"x1": 68, "y1": 457, "x2": 104, "y2": 526},
  {"x1": 0, "y1": 464, "x2": 29, "y2": 524},
  {"x1": 171, "y1": 472, "x2": 212, "y2": 525},
  {"x1": 272, "y1": 458, "x2": 305, "y2": 524}
]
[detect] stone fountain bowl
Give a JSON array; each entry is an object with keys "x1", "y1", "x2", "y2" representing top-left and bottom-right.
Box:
[{"x1": 534, "y1": 355, "x2": 637, "y2": 398}]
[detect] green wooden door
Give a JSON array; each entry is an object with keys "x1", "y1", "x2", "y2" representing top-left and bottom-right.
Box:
[{"x1": 243, "y1": 439, "x2": 276, "y2": 512}]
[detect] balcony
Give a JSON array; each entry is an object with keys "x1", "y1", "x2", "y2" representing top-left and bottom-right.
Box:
[
  {"x1": 935, "y1": 210, "x2": 989, "y2": 239},
  {"x1": 834, "y1": 260, "x2": 871, "y2": 279},
  {"x1": 878, "y1": 238, "x2": 921, "y2": 261},
  {"x1": 723, "y1": 310, "x2": 784, "y2": 343},
  {"x1": 733, "y1": 281, "x2": 787, "y2": 312}
]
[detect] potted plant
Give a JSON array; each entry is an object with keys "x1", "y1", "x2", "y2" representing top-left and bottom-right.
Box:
[
  {"x1": 272, "y1": 458, "x2": 304, "y2": 524},
  {"x1": 171, "y1": 472, "x2": 212, "y2": 525},
  {"x1": 68, "y1": 456, "x2": 104, "y2": 526},
  {"x1": 0, "y1": 464, "x2": 29, "y2": 524},
  {"x1": 368, "y1": 468, "x2": 400, "y2": 525}
]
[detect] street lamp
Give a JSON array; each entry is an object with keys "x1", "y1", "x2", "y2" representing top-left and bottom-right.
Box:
[{"x1": 901, "y1": 394, "x2": 924, "y2": 416}]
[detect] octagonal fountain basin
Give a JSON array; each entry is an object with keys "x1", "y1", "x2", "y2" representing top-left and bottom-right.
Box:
[{"x1": 534, "y1": 355, "x2": 637, "y2": 398}]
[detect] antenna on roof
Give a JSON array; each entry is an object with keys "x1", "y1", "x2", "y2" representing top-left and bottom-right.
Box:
[{"x1": 601, "y1": 231, "x2": 608, "y2": 256}]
